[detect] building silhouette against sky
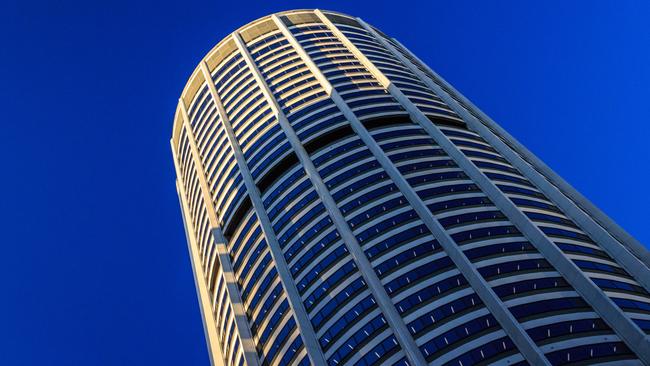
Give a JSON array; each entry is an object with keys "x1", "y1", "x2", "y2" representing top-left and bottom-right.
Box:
[{"x1": 170, "y1": 9, "x2": 650, "y2": 366}]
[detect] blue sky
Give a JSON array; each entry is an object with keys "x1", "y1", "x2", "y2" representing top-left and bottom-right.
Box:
[{"x1": 1, "y1": 0, "x2": 648, "y2": 365}]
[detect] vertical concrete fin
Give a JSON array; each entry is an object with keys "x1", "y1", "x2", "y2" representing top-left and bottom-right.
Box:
[
  {"x1": 178, "y1": 97, "x2": 260, "y2": 366},
  {"x1": 172, "y1": 142, "x2": 225, "y2": 366},
  {"x1": 201, "y1": 53, "x2": 327, "y2": 366}
]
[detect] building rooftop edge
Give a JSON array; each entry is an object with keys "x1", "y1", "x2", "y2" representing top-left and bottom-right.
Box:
[{"x1": 170, "y1": 9, "x2": 359, "y2": 147}]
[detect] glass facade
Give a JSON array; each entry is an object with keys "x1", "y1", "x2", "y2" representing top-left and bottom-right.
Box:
[{"x1": 171, "y1": 9, "x2": 650, "y2": 366}]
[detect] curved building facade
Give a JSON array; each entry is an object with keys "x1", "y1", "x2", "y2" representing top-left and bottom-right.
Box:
[{"x1": 170, "y1": 9, "x2": 650, "y2": 366}]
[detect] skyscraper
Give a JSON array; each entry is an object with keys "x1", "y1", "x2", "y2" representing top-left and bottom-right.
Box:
[{"x1": 170, "y1": 9, "x2": 650, "y2": 366}]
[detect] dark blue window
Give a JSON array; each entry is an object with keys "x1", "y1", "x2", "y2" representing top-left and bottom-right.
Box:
[
  {"x1": 353, "y1": 335, "x2": 401, "y2": 366},
  {"x1": 451, "y1": 225, "x2": 520, "y2": 244},
  {"x1": 296, "y1": 244, "x2": 349, "y2": 295},
  {"x1": 419, "y1": 314, "x2": 499, "y2": 362},
  {"x1": 374, "y1": 239, "x2": 440, "y2": 278},
  {"x1": 464, "y1": 241, "x2": 536, "y2": 261},
  {"x1": 527, "y1": 318, "x2": 610, "y2": 342},
  {"x1": 304, "y1": 261, "x2": 357, "y2": 312},
  {"x1": 493, "y1": 277, "x2": 569, "y2": 300},
  {"x1": 438, "y1": 210, "x2": 506, "y2": 229},
  {"x1": 327, "y1": 315, "x2": 389, "y2": 366},
  {"x1": 478, "y1": 258, "x2": 551, "y2": 280},
  {"x1": 385, "y1": 257, "x2": 456, "y2": 296},
  {"x1": 509, "y1": 297, "x2": 589, "y2": 320},
  {"x1": 261, "y1": 317, "x2": 296, "y2": 365},
  {"x1": 442, "y1": 336, "x2": 517, "y2": 366},
  {"x1": 318, "y1": 295, "x2": 377, "y2": 350},
  {"x1": 408, "y1": 294, "x2": 482, "y2": 336},
  {"x1": 312, "y1": 277, "x2": 369, "y2": 331},
  {"x1": 427, "y1": 196, "x2": 492, "y2": 214},
  {"x1": 545, "y1": 342, "x2": 632, "y2": 365},
  {"x1": 416, "y1": 183, "x2": 480, "y2": 201},
  {"x1": 364, "y1": 224, "x2": 428, "y2": 260},
  {"x1": 290, "y1": 229, "x2": 340, "y2": 278}
]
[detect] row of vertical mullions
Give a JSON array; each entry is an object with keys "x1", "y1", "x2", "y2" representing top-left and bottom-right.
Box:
[
  {"x1": 390, "y1": 33, "x2": 650, "y2": 284},
  {"x1": 407, "y1": 36, "x2": 650, "y2": 272},
  {"x1": 412, "y1": 11, "x2": 650, "y2": 307},
  {"x1": 311, "y1": 10, "x2": 555, "y2": 366},
  {"x1": 286, "y1": 10, "x2": 532, "y2": 366},
  {"x1": 257, "y1": 40, "x2": 328, "y2": 119},
  {"x1": 194, "y1": 113, "x2": 219, "y2": 169},
  {"x1": 176, "y1": 94, "x2": 261, "y2": 366},
  {"x1": 172, "y1": 177, "x2": 227, "y2": 366},
  {"x1": 173, "y1": 149, "x2": 241, "y2": 366},
  {"x1": 355, "y1": 15, "x2": 650, "y2": 364},
  {"x1": 203, "y1": 117, "x2": 234, "y2": 222},
  {"x1": 231, "y1": 222, "x2": 264, "y2": 280},
  {"x1": 190, "y1": 102, "x2": 214, "y2": 151},
  {"x1": 195, "y1": 108, "x2": 220, "y2": 154},
  {"x1": 200, "y1": 46, "x2": 327, "y2": 365},
  {"x1": 340, "y1": 27, "x2": 457, "y2": 122},
  {"x1": 243, "y1": 14, "x2": 430, "y2": 366},
  {"x1": 244, "y1": 27, "x2": 380, "y2": 364}
]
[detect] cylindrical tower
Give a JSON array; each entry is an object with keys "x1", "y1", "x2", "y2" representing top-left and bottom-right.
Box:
[{"x1": 170, "y1": 9, "x2": 650, "y2": 366}]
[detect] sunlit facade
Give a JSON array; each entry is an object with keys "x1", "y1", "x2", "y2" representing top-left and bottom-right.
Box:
[{"x1": 170, "y1": 9, "x2": 650, "y2": 366}]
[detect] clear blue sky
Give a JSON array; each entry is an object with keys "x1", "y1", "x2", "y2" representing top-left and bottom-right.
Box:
[{"x1": 1, "y1": 0, "x2": 648, "y2": 365}]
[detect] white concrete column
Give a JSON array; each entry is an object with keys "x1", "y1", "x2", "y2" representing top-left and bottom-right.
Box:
[
  {"x1": 357, "y1": 18, "x2": 650, "y2": 365},
  {"x1": 177, "y1": 99, "x2": 260, "y2": 366},
  {"x1": 199, "y1": 59, "x2": 327, "y2": 366}
]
